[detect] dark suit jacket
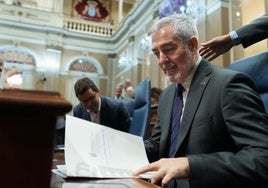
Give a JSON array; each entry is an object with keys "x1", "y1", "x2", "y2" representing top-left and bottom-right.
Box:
[
  {"x1": 145, "y1": 59, "x2": 268, "y2": 188},
  {"x1": 236, "y1": 13, "x2": 268, "y2": 48},
  {"x1": 73, "y1": 96, "x2": 130, "y2": 132}
]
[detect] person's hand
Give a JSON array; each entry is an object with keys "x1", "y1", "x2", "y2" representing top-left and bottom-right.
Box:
[
  {"x1": 199, "y1": 34, "x2": 234, "y2": 61},
  {"x1": 132, "y1": 157, "x2": 190, "y2": 187}
]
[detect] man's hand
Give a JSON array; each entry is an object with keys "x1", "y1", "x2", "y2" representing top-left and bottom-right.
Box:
[
  {"x1": 199, "y1": 34, "x2": 234, "y2": 61},
  {"x1": 132, "y1": 157, "x2": 190, "y2": 187}
]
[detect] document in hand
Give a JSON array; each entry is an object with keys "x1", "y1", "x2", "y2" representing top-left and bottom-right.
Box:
[{"x1": 58, "y1": 115, "x2": 150, "y2": 178}]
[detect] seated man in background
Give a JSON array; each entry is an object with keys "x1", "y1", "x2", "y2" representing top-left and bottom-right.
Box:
[
  {"x1": 73, "y1": 77, "x2": 130, "y2": 132},
  {"x1": 113, "y1": 85, "x2": 124, "y2": 99}
]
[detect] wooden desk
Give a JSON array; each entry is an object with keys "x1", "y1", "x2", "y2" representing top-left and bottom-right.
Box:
[
  {"x1": 51, "y1": 150, "x2": 160, "y2": 188},
  {"x1": 0, "y1": 89, "x2": 72, "y2": 188},
  {"x1": 51, "y1": 174, "x2": 159, "y2": 188}
]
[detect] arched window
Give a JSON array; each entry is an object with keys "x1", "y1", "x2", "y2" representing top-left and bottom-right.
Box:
[
  {"x1": 0, "y1": 47, "x2": 36, "y2": 89},
  {"x1": 0, "y1": 48, "x2": 36, "y2": 65},
  {"x1": 69, "y1": 58, "x2": 98, "y2": 73}
]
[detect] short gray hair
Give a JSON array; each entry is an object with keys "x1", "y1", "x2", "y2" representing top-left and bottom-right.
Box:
[{"x1": 149, "y1": 14, "x2": 198, "y2": 46}]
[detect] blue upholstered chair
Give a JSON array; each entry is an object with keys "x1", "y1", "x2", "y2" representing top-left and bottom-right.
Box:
[
  {"x1": 120, "y1": 78, "x2": 151, "y2": 140},
  {"x1": 229, "y1": 51, "x2": 268, "y2": 113}
]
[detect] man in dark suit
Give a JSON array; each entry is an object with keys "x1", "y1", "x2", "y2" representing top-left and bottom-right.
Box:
[
  {"x1": 199, "y1": 13, "x2": 268, "y2": 61},
  {"x1": 133, "y1": 14, "x2": 268, "y2": 188},
  {"x1": 113, "y1": 85, "x2": 124, "y2": 99},
  {"x1": 73, "y1": 77, "x2": 130, "y2": 132}
]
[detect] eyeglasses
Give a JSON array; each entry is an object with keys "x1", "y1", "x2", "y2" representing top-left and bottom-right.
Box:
[{"x1": 79, "y1": 92, "x2": 97, "y2": 105}]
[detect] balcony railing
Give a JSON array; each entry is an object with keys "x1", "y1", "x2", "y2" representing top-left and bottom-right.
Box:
[
  {"x1": 0, "y1": 3, "x2": 118, "y2": 37},
  {"x1": 63, "y1": 18, "x2": 118, "y2": 37}
]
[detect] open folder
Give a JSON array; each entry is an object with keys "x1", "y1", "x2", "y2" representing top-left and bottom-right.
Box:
[{"x1": 53, "y1": 115, "x2": 151, "y2": 179}]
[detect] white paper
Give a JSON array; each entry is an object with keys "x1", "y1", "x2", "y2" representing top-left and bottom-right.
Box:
[{"x1": 63, "y1": 115, "x2": 150, "y2": 178}]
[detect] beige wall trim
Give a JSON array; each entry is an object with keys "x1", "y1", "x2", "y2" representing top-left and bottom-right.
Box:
[{"x1": 207, "y1": 0, "x2": 229, "y2": 15}]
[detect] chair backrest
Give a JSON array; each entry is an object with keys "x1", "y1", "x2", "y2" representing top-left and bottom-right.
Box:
[
  {"x1": 229, "y1": 51, "x2": 268, "y2": 113},
  {"x1": 119, "y1": 98, "x2": 135, "y2": 117},
  {"x1": 120, "y1": 78, "x2": 151, "y2": 140}
]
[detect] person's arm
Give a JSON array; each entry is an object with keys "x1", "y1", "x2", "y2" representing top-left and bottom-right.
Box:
[
  {"x1": 188, "y1": 73, "x2": 268, "y2": 187},
  {"x1": 236, "y1": 13, "x2": 268, "y2": 48},
  {"x1": 199, "y1": 13, "x2": 268, "y2": 61},
  {"x1": 199, "y1": 34, "x2": 234, "y2": 61}
]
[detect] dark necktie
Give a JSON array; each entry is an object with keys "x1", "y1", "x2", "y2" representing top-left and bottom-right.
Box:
[{"x1": 168, "y1": 84, "x2": 183, "y2": 188}]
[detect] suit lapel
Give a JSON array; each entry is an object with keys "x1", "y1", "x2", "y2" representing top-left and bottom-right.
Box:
[{"x1": 176, "y1": 60, "x2": 212, "y2": 151}]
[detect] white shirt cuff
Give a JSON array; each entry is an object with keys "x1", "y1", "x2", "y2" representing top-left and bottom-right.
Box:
[{"x1": 229, "y1": 31, "x2": 241, "y2": 45}]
